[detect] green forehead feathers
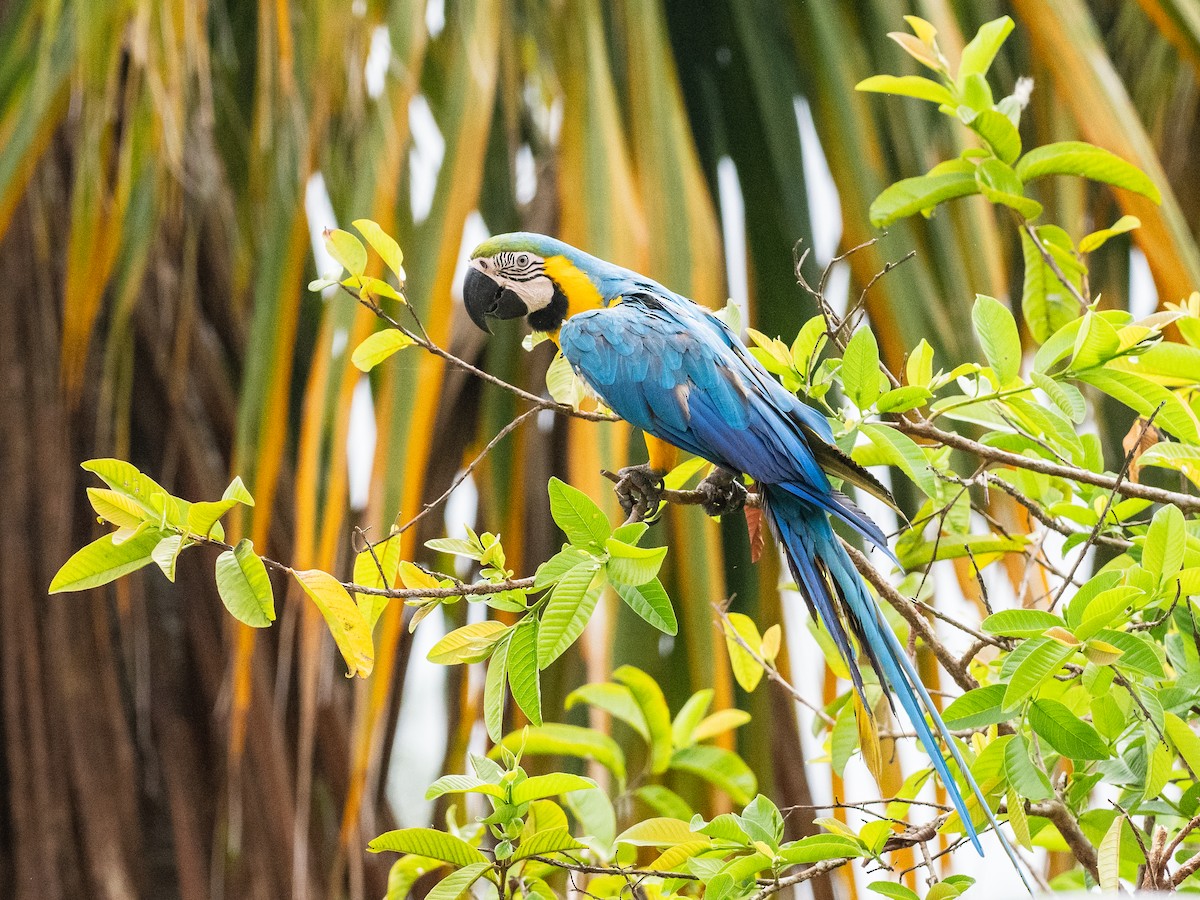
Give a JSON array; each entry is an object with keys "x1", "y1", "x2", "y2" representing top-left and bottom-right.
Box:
[{"x1": 470, "y1": 234, "x2": 553, "y2": 260}]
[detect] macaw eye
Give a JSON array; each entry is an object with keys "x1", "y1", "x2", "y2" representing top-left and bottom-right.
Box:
[{"x1": 516, "y1": 253, "x2": 529, "y2": 267}]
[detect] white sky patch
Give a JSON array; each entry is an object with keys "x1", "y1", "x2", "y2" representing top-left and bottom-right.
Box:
[
  {"x1": 425, "y1": 0, "x2": 445, "y2": 38},
  {"x1": 716, "y1": 155, "x2": 749, "y2": 330},
  {"x1": 1130, "y1": 245, "x2": 1159, "y2": 319},
  {"x1": 794, "y1": 96, "x2": 842, "y2": 266},
  {"x1": 304, "y1": 172, "x2": 340, "y2": 291},
  {"x1": 452, "y1": 211, "x2": 491, "y2": 303},
  {"x1": 346, "y1": 376, "x2": 376, "y2": 511},
  {"x1": 444, "y1": 471, "x2": 480, "y2": 578},
  {"x1": 409, "y1": 94, "x2": 445, "y2": 224},
  {"x1": 515, "y1": 143, "x2": 538, "y2": 206},
  {"x1": 364, "y1": 25, "x2": 391, "y2": 99},
  {"x1": 330, "y1": 326, "x2": 348, "y2": 359},
  {"x1": 389, "y1": 607, "x2": 450, "y2": 825},
  {"x1": 823, "y1": 261, "x2": 851, "y2": 319}
]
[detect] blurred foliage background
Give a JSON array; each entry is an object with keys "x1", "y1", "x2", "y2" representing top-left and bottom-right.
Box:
[{"x1": 3, "y1": 0, "x2": 1200, "y2": 897}]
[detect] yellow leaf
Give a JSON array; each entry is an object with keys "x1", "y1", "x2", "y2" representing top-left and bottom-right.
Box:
[
  {"x1": 723, "y1": 612, "x2": 764, "y2": 692},
  {"x1": 292, "y1": 569, "x2": 374, "y2": 677},
  {"x1": 352, "y1": 218, "x2": 405, "y2": 281},
  {"x1": 854, "y1": 693, "x2": 884, "y2": 787},
  {"x1": 427, "y1": 621, "x2": 509, "y2": 665},
  {"x1": 352, "y1": 329, "x2": 416, "y2": 372},
  {"x1": 760, "y1": 623, "x2": 782, "y2": 663}
]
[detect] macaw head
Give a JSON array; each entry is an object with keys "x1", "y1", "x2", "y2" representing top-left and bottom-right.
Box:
[{"x1": 464, "y1": 232, "x2": 606, "y2": 334}]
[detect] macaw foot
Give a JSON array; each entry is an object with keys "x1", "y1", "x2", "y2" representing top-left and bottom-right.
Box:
[
  {"x1": 613, "y1": 464, "x2": 665, "y2": 519},
  {"x1": 697, "y1": 467, "x2": 748, "y2": 518}
]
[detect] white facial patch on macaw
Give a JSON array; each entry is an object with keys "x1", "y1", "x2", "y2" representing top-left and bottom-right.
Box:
[{"x1": 470, "y1": 254, "x2": 555, "y2": 312}]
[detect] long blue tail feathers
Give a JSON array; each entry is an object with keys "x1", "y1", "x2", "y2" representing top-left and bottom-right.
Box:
[{"x1": 765, "y1": 485, "x2": 1031, "y2": 889}]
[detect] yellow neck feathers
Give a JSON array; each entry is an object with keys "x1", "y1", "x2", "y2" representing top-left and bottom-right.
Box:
[{"x1": 543, "y1": 254, "x2": 604, "y2": 344}]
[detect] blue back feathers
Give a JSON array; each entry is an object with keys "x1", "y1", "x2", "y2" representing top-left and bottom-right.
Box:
[{"x1": 552, "y1": 253, "x2": 1028, "y2": 888}]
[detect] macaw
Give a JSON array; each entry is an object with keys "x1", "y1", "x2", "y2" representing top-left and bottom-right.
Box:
[{"x1": 463, "y1": 232, "x2": 1023, "y2": 875}]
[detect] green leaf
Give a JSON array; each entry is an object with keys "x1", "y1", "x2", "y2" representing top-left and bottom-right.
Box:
[
  {"x1": 1070, "y1": 312, "x2": 1122, "y2": 371},
  {"x1": 976, "y1": 158, "x2": 1043, "y2": 219},
  {"x1": 1144, "y1": 504, "x2": 1185, "y2": 582},
  {"x1": 566, "y1": 682, "x2": 649, "y2": 741},
  {"x1": 868, "y1": 171, "x2": 981, "y2": 227},
  {"x1": 1074, "y1": 368, "x2": 1200, "y2": 443},
  {"x1": 1079, "y1": 215, "x2": 1140, "y2": 253},
  {"x1": 324, "y1": 228, "x2": 368, "y2": 277},
  {"x1": 906, "y1": 339, "x2": 934, "y2": 388},
  {"x1": 691, "y1": 709, "x2": 752, "y2": 743},
  {"x1": 86, "y1": 488, "x2": 148, "y2": 529},
  {"x1": 669, "y1": 745, "x2": 757, "y2": 805},
  {"x1": 186, "y1": 499, "x2": 237, "y2": 540},
  {"x1": 1015, "y1": 141, "x2": 1162, "y2": 203},
  {"x1": 293, "y1": 569, "x2": 374, "y2": 678},
  {"x1": 868, "y1": 883, "x2": 920, "y2": 900},
  {"x1": 777, "y1": 834, "x2": 864, "y2": 864},
  {"x1": 537, "y1": 560, "x2": 602, "y2": 667},
  {"x1": 424, "y1": 775, "x2": 506, "y2": 801},
  {"x1": 967, "y1": 109, "x2": 1021, "y2": 165},
  {"x1": 603, "y1": 538, "x2": 667, "y2": 586},
  {"x1": 841, "y1": 326, "x2": 883, "y2": 410},
  {"x1": 942, "y1": 684, "x2": 1013, "y2": 729},
  {"x1": 221, "y1": 476, "x2": 254, "y2": 506},
  {"x1": 722, "y1": 612, "x2": 764, "y2": 692},
  {"x1": 972, "y1": 294, "x2": 1022, "y2": 384},
  {"x1": 81, "y1": 459, "x2": 173, "y2": 519},
  {"x1": 876, "y1": 385, "x2": 932, "y2": 413},
  {"x1": 1165, "y1": 712, "x2": 1200, "y2": 774},
  {"x1": 508, "y1": 615, "x2": 542, "y2": 726},
  {"x1": 512, "y1": 773, "x2": 597, "y2": 804},
  {"x1": 368, "y1": 828, "x2": 489, "y2": 868},
  {"x1": 1098, "y1": 815, "x2": 1122, "y2": 891},
  {"x1": 671, "y1": 690, "x2": 713, "y2": 749},
  {"x1": 1002, "y1": 637, "x2": 1076, "y2": 710},
  {"x1": 1144, "y1": 740, "x2": 1173, "y2": 802},
  {"x1": 495, "y1": 724, "x2": 626, "y2": 784},
  {"x1": 982, "y1": 609, "x2": 1064, "y2": 638},
  {"x1": 613, "y1": 665, "x2": 673, "y2": 774},
  {"x1": 1138, "y1": 443, "x2": 1200, "y2": 490},
  {"x1": 152, "y1": 534, "x2": 185, "y2": 582},
  {"x1": 855, "y1": 74, "x2": 955, "y2": 106},
  {"x1": 1022, "y1": 227, "x2": 1082, "y2": 344},
  {"x1": 483, "y1": 634, "x2": 510, "y2": 743},
  {"x1": 424, "y1": 862, "x2": 490, "y2": 900},
  {"x1": 532, "y1": 546, "x2": 593, "y2": 590},
  {"x1": 1028, "y1": 699, "x2": 1109, "y2": 760},
  {"x1": 958, "y1": 16, "x2": 1013, "y2": 81},
  {"x1": 1004, "y1": 735, "x2": 1054, "y2": 799},
  {"x1": 511, "y1": 828, "x2": 587, "y2": 861},
  {"x1": 614, "y1": 578, "x2": 677, "y2": 635},
  {"x1": 215, "y1": 539, "x2": 275, "y2": 628},
  {"x1": 858, "y1": 424, "x2": 937, "y2": 497},
  {"x1": 1091, "y1": 629, "x2": 1164, "y2": 677},
  {"x1": 352, "y1": 329, "x2": 416, "y2": 372},
  {"x1": 1073, "y1": 587, "x2": 1140, "y2": 642},
  {"x1": 49, "y1": 526, "x2": 164, "y2": 593},
  {"x1": 352, "y1": 218, "x2": 405, "y2": 281},
  {"x1": 547, "y1": 478, "x2": 611, "y2": 547},
  {"x1": 1030, "y1": 372, "x2": 1086, "y2": 424},
  {"x1": 427, "y1": 621, "x2": 509, "y2": 665}
]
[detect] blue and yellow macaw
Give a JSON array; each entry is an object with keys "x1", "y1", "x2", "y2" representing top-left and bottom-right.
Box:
[{"x1": 464, "y1": 232, "x2": 1022, "y2": 873}]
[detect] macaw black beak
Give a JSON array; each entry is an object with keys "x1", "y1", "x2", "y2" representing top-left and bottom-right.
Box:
[{"x1": 464, "y1": 267, "x2": 528, "y2": 333}]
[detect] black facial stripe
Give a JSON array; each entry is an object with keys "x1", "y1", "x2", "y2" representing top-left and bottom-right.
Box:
[{"x1": 527, "y1": 283, "x2": 569, "y2": 332}]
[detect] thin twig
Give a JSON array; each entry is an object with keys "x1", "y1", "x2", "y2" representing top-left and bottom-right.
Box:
[
  {"x1": 1021, "y1": 221, "x2": 1090, "y2": 312},
  {"x1": 396, "y1": 407, "x2": 541, "y2": 535},
  {"x1": 1048, "y1": 403, "x2": 1162, "y2": 611}
]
